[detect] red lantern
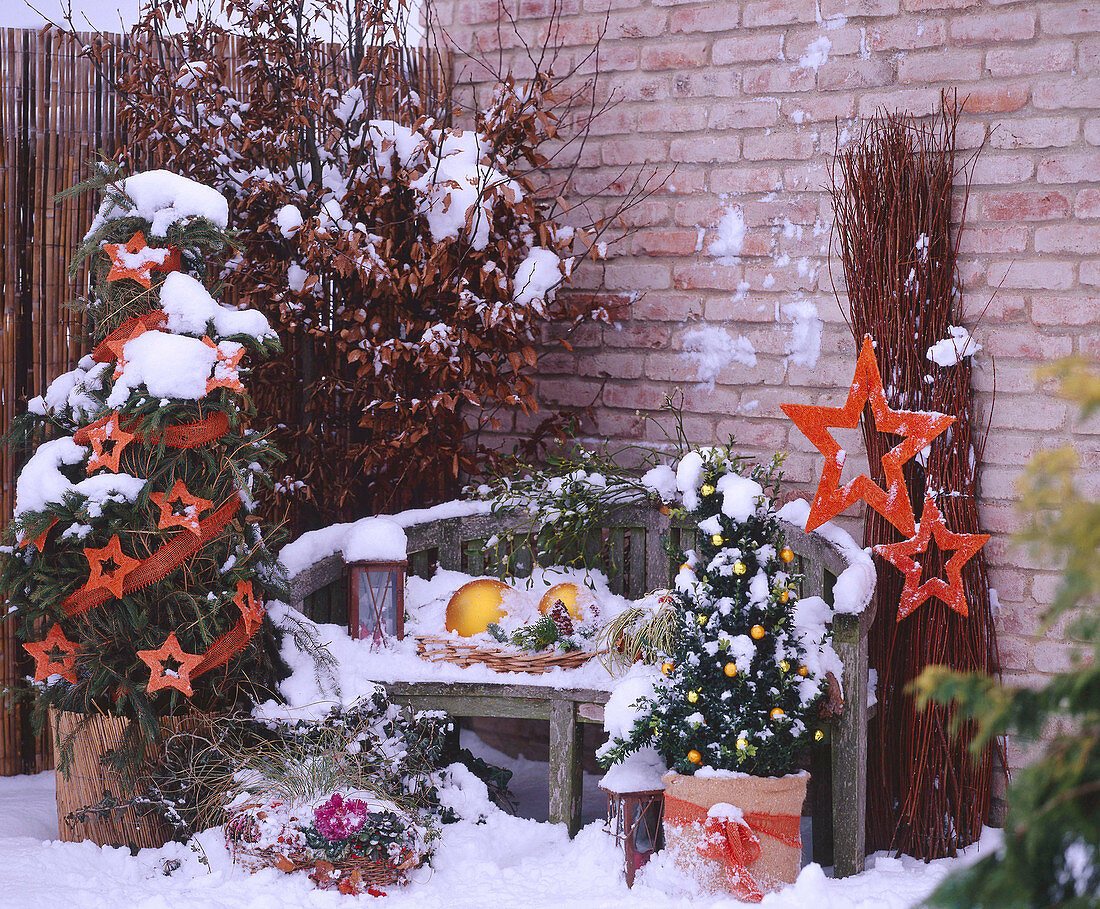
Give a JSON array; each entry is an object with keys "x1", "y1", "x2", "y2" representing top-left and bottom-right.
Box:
[
  {"x1": 599, "y1": 782, "x2": 665, "y2": 887},
  {"x1": 348, "y1": 560, "x2": 405, "y2": 646}
]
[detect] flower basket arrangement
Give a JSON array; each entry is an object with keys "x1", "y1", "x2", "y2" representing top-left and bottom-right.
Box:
[
  {"x1": 226, "y1": 792, "x2": 424, "y2": 895},
  {"x1": 414, "y1": 634, "x2": 599, "y2": 674}
]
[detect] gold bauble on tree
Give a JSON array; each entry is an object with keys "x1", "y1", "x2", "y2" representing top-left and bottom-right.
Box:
[
  {"x1": 779, "y1": 547, "x2": 795, "y2": 563},
  {"x1": 736, "y1": 737, "x2": 748, "y2": 751},
  {"x1": 723, "y1": 662, "x2": 738, "y2": 678},
  {"x1": 697, "y1": 613, "x2": 708, "y2": 626},
  {"x1": 538, "y1": 582, "x2": 582, "y2": 620},
  {"x1": 445, "y1": 579, "x2": 511, "y2": 637},
  {"x1": 779, "y1": 589, "x2": 790, "y2": 603},
  {"x1": 798, "y1": 665, "x2": 810, "y2": 677},
  {"x1": 779, "y1": 660, "x2": 790, "y2": 672},
  {"x1": 687, "y1": 750, "x2": 702, "y2": 765},
  {"x1": 814, "y1": 729, "x2": 825, "y2": 742},
  {"x1": 750, "y1": 624, "x2": 766, "y2": 640},
  {"x1": 687, "y1": 690, "x2": 699, "y2": 704},
  {"x1": 711, "y1": 534, "x2": 723, "y2": 546},
  {"x1": 770, "y1": 707, "x2": 786, "y2": 719},
  {"x1": 733, "y1": 561, "x2": 747, "y2": 575},
  {"x1": 701, "y1": 484, "x2": 715, "y2": 497},
  {"x1": 661, "y1": 661, "x2": 675, "y2": 676}
]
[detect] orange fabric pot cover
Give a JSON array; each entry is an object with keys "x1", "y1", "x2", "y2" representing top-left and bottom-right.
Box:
[{"x1": 662, "y1": 770, "x2": 808, "y2": 901}]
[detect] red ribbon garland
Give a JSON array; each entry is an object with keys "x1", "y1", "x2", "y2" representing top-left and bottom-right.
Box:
[{"x1": 663, "y1": 794, "x2": 801, "y2": 903}]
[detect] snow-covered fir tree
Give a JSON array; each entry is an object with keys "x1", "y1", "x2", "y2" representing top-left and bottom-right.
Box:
[
  {"x1": 602, "y1": 448, "x2": 841, "y2": 777},
  {"x1": 0, "y1": 169, "x2": 287, "y2": 766}
]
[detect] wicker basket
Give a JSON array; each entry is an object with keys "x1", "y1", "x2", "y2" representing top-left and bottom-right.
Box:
[
  {"x1": 415, "y1": 634, "x2": 599, "y2": 673},
  {"x1": 225, "y1": 807, "x2": 417, "y2": 893}
]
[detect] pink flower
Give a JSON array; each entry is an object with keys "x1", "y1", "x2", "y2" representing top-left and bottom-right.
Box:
[{"x1": 313, "y1": 792, "x2": 369, "y2": 841}]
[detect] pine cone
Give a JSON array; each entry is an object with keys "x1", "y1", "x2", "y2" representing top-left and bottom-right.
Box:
[{"x1": 548, "y1": 599, "x2": 574, "y2": 637}]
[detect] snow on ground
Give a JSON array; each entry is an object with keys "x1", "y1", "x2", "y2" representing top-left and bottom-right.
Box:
[{"x1": 0, "y1": 765, "x2": 1001, "y2": 909}]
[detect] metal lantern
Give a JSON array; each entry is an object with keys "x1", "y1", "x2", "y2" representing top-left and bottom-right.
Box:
[
  {"x1": 599, "y1": 782, "x2": 665, "y2": 888},
  {"x1": 347, "y1": 559, "x2": 406, "y2": 646}
]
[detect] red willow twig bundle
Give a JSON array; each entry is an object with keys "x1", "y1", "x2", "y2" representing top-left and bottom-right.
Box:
[{"x1": 830, "y1": 100, "x2": 1002, "y2": 860}]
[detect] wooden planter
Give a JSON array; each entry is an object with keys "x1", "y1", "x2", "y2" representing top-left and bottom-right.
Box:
[
  {"x1": 662, "y1": 770, "x2": 808, "y2": 901},
  {"x1": 51, "y1": 710, "x2": 172, "y2": 850}
]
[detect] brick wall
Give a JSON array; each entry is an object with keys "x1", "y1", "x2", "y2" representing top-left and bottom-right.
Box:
[{"x1": 438, "y1": 0, "x2": 1099, "y2": 770}]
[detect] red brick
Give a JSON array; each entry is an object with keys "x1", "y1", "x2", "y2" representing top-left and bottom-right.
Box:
[
  {"x1": 969, "y1": 154, "x2": 1035, "y2": 184},
  {"x1": 986, "y1": 394, "x2": 1069, "y2": 431},
  {"x1": 540, "y1": 377, "x2": 603, "y2": 406},
  {"x1": 818, "y1": 60, "x2": 895, "y2": 91},
  {"x1": 949, "y1": 9, "x2": 1035, "y2": 44},
  {"x1": 1075, "y1": 189, "x2": 1100, "y2": 218},
  {"x1": 1034, "y1": 77, "x2": 1100, "y2": 110},
  {"x1": 989, "y1": 116, "x2": 1078, "y2": 148},
  {"x1": 819, "y1": 0, "x2": 900, "y2": 17},
  {"x1": 866, "y1": 17, "x2": 947, "y2": 50},
  {"x1": 1035, "y1": 224, "x2": 1100, "y2": 254},
  {"x1": 604, "y1": 262, "x2": 671, "y2": 290},
  {"x1": 783, "y1": 163, "x2": 832, "y2": 192},
  {"x1": 709, "y1": 166, "x2": 783, "y2": 194},
  {"x1": 897, "y1": 48, "x2": 982, "y2": 83},
  {"x1": 1081, "y1": 36, "x2": 1100, "y2": 71},
  {"x1": 636, "y1": 103, "x2": 706, "y2": 134},
  {"x1": 1039, "y1": 3, "x2": 1100, "y2": 35},
  {"x1": 980, "y1": 190, "x2": 1071, "y2": 221},
  {"x1": 672, "y1": 263, "x2": 745, "y2": 291},
  {"x1": 633, "y1": 230, "x2": 703, "y2": 257},
  {"x1": 602, "y1": 382, "x2": 672, "y2": 410},
  {"x1": 577, "y1": 352, "x2": 645, "y2": 379},
  {"x1": 573, "y1": 45, "x2": 637, "y2": 73},
  {"x1": 742, "y1": 0, "x2": 817, "y2": 26},
  {"x1": 959, "y1": 83, "x2": 1029, "y2": 113},
  {"x1": 1085, "y1": 118, "x2": 1100, "y2": 145},
  {"x1": 629, "y1": 292, "x2": 704, "y2": 321},
  {"x1": 641, "y1": 41, "x2": 709, "y2": 70},
  {"x1": 670, "y1": 5, "x2": 741, "y2": 32},
  {"x1": 904, "y1": 0, "x2": 977, "y2": 10},
  {"x1": 712, "y1": 33, "x2": 784, "y2": 65},
  {"x1": 600, "y1": 138, "x2": 668, "y2": 165},
  {"x1": 780, "y1": 95, "x2": 856, "y2": 123},
  {"x1": 957, "y1": 225, "x2": 1030, "y2": 254},
  {"x1": 986, "y1": 259, "x2": 1075, "y2": 290},
  {"x1": 1038, "y1": 152, "x2": 1100, "y2": 184},
  {"x1": 670, "y1": 135, "x2": 741, "y2": 163},
  {"x1": 743, "y1": 64, "x2": 816, "y2": 94},
  {"x1": 858, "y1": 88, "x2": 941, "y2": 117},
  {"x1": 985, "y1": 41, "x2": 1075, "y2": 77},
  {"x1": 742, "y1": 131, "x2": 817, "y2": 160},
  {"x1": 672, "y1": 70, "x2": 740, "y2": 98},
  {"x1": 1082, "y1": 261, "x2": 1100, "y2": 286},
  {"x1": 1031, "y1": 295, "x2": 1100, "y2": 325},
  {"x1": 707, "y1": 101, "x2": 780, "y2": 130}
]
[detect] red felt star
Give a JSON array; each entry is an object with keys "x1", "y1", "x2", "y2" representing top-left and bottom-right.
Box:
[
  {"x1": 82, "y1": 535, "x2": 141, "y2": 599},
  {"x1": 150, "y1": 479, "x2": 215, "y2": 535},
  {"x1": 137, "y1": 632, "x2": 203, "y2": 697},
  {"x1": 234, "y1": 580, "x2": 265, "y2": 636},
  {"x1": 781, "y1": 335, "x2": 955, "y2": 536},
  {"x1": 875, "y1": 494, "x2": 990, "y2": 621},
  {"x1": 103, "y1": 232, "x2": 176, "y2": 289},
  {"x1": 84, "y1": 412, "x2": 138, "y2": 474},
  {"x1": 18, "y1": 518, "x2": 58, "y2": 553},
  {"x1": 23, "y1": 623, "x2": 79, "y2": 683},
  {"x1": 202, "y1": 337, "x2": 246, "y2": 394}
]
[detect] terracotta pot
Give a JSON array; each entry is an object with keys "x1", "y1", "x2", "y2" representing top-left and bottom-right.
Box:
[
  {"x1": 51, "y1": 709, "x2": 172, "y2": 850},
  {"x1": 662, "y1": 769, "x2": 808, "y2": 899}
]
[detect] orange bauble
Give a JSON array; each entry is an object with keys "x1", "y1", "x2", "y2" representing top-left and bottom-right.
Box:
[
  {"x1": 687, "y1": 750, "x2": 702, "y2": 765},
  {"x1": 538, "y1": 582, "x2": 582, "y2": 620},
  {"x1": 445, "y1": 579, "x2": 511, "y2": 636}
]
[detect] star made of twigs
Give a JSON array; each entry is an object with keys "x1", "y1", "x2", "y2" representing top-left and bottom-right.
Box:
[
  {"x1": 23, "y1": 623, "x2": 80, "y2": 683},
  {"x1": 781, "y1": 335, "x2": 955, "y2": 536},
  {"x1": 84, "y1": 412, "x2": 138, "y2": 474},
  {"x1": 150, "y1": 479, "x2": 215, "y2": 535},
  {"x1": 103, "y1": 232, "x2": 177, "y2": 289},
  {"x1": 875, "y1": 494, "x2": 990, "y2": 621},
  {"x1": 137, "y1": 632, "x2": 203, "y2": 697},
  {"x1": 234, "y1": 580, "x2": 266, "y2": 636},
  {"x1": 202, "y1": 337, "x2": 246, "y2": 394},
  {"x1": 82, "y1": 535, "x2": 141, "y2": 599}
]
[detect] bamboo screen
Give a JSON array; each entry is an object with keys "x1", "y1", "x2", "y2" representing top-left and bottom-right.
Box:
[{"x1": 0, "y1": 27, "x2": 123, "y2": 774}]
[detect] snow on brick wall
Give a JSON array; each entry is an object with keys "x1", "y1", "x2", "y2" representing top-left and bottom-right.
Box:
[{"x1": 438, "y1": 0, "x2": 1100, "y2": 767}]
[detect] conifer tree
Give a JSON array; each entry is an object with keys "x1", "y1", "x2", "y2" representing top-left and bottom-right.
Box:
[
  {"x1": 601, "y1": 449, "x2": 840, "y2": 776},
  {"x1": 0, "y1": 169, "x2": 287, "y2": 769}
]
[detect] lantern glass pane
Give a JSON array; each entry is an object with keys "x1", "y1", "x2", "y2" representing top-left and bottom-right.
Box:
[{"x1": 357, "y1": 565, "x2": 399, "y2": 644}]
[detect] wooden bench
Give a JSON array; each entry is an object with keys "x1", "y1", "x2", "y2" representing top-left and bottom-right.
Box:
[{"x1": 287, "y1": 501, "x2": 875, "y2": 876}]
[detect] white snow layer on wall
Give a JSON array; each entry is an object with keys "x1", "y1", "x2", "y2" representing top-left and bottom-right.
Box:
[
  {"x1": 682, "y1": 326, "x2": 757, "y2": 389},
  {"x1": 782, "y1": 299, "x2": 822, "y2": 368},
  {"x1": 709, "y1": 205, "x2": 746, "y2": 264},
  {"x1": 927, "y1": 326, "x2": 981, "y2": 367},
  {"x1": 798, "y1": 36, "x2": 832, "y2": 70}
]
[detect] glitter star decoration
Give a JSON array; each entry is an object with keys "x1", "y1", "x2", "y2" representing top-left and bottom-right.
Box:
[
  {"x1": 103, "y1": 232, "x2": 176, "y2": 288},
  {"x1": 150, "y1": 479, "x2": 215, "y2": 535},
  {"x1": 234, "y1": 580, "x2": 266, "y2": 636},
  {"x1": 875, "y1": 494, "x2": 990, "y2": 621},
  {"x1": 137, "y1": 632, "x2": 204, "y2": 696},
  {"x1": 84, "y1": 412, "x2": 138, "y2": 474},
  {"x1": 82, "y1": 535, "x2": 141, "y2": 599},
  {"x1": 23, "y1": 623, "x2": 80, "y2": 683},
  {"x1": 203, "y1": 337, "x2": 246, "y2": 394},
  {"x1": 781, "y1": 335, "x2": 956, "y2": 536}
]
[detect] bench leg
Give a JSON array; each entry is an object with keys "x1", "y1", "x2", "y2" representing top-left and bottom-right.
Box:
[
  {"x1": 832, "y1": 614, "x2": 868, "y2": 877},
  {"x1": 549, "y1": 700, "x2": 582, "y2": 837}
]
